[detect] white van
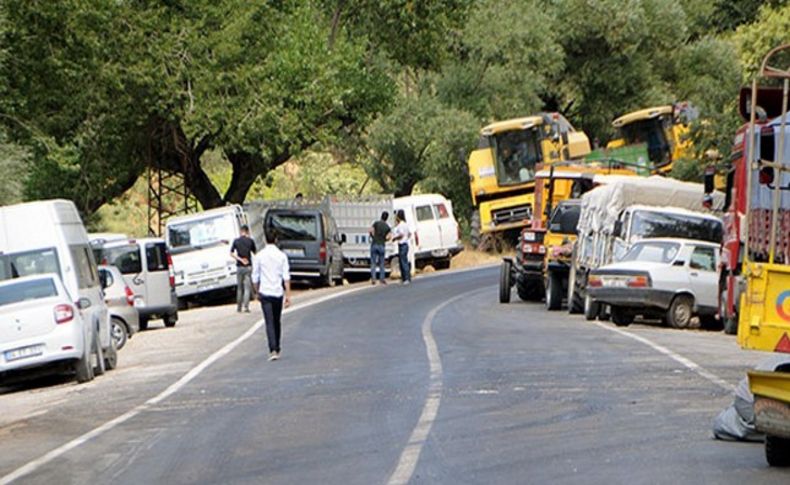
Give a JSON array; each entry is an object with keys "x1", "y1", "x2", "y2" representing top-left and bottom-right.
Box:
[
  {"x1": 91, "y1": 236, "x2": 178, "y2": 330},
  {"x1": 394, "y1": 194, "x2": 464, "y2": 270},
  {"x1": 165, "y1": 205, "x2": 247, "y2": 299},
  {"x1": 0, "y1": 200, "x2": 114, "y2": 382}
]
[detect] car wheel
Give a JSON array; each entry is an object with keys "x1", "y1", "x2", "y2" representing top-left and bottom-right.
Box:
[
  {"x1": 598, "y1": 305, "x2": 611, "y2": 321},
  {"x1": 164, "y1": 313, "x2": 177, "y2": 328},
  {"x1": 139, "y1": 317, "x2": 149, "y2": 331},
  {"x1": 499, "y1": 260, "x2": 512, "y2": 304},
  {"x1": 584, "y1": 294, "x2": 600, "y2": 321},
  {"x1": 111, "y1": 317, "x2": 128, "y2": 350},
  {"x1": 434, "y1": 258, "x2": 451, "y2": 270},
  {"x1": 545, "y1": 271, "x2": 562, "y2": 311},
  {"x1": 766, "y1": 435, "x2": 790, "y2": 467},
  {"x1": 666, "y1": 295, "x2": 694, "y2": 329},
  {"x1": 74, "y1": 337, "x2": 95, "y2": 383},
  {"x1": 93, "y1": 324, "x2": 106, "y2": 376},
  {"x1": 324, "y1": 266, "x2": 335, "y2": 288},
  {"x1": 104, "y1": 339, "x2": 118, "y2": 371},
  {"x1": 611, "y1": 306, "x2": 633, "y2": 327}
]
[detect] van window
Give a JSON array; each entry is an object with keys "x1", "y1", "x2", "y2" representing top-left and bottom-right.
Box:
[
  {"x1": 416, "y1": 206, "x2": 434, "y2": 222},
  {"x1": 0, "y1": 278, "x2": 58, "y2": 306},
  {"x1": 265, "y1": 213, "x2": 320, "y2": 241},
  {"x1": 434, "y1": 204, "x2": 450, "y2": 219},
  {"x1": 0, "y1": 248, "x2": 61, "y2": 281},
  {"x1": 70, "y1": 245, "x2": 98, "y2": 289},
  {"x1": 98, "y1": 244, "x2": 142, "y2": 274},
  {"x1": 146, "y1": 243, "x2": 168, "y2": 272}
]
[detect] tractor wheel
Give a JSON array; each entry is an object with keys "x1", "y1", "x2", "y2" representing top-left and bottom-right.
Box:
[{"x1": 499, "y1": 260, "x2": 512, "y2": 304}]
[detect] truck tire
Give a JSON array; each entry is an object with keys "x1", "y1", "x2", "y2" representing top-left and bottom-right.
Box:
[
  {"x1": 584, "y1": 294, "x2": 600, "y2": 321},
  {"x1": 721, "y1": 290, "x2": 738, "y2": 335},
  {"x1": 434, "y1": 258, "x2": 451, "y2": 270},
  {"x1": 611, "y1": 307, "x2": 633, "y2": 326},
  {"x1": 93, "y1": 325, "x2": 106, "y2": 377},
  {"x1": 470, "y1": 210, "x2": 481, "y2": 249},
  {"x1": 567, "y1": 265, "x2": 583, "y2": 314},
  {"x1": 545, "y1": 271, "x2": 562, "y2": 311},
  {"x1": 766, "y1": 435, "x2": 790, "y2": 467},
  {"x1": 499, "y1": 260, "x2": 512, "y2": 304},
  {"x1": 666, "y1": 295, "x2": 694, "y2": 329}
]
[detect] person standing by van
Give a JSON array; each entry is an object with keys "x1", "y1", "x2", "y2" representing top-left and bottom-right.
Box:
[
  {"x1": 252, "y1": 232, "x2": 292, "y2": 361},
  {"x1": 231, "y1": 225, "x2": 257, "y2": 313},
  {"x1": 391, "y1": 209, "x2": 411, "y2": 285},
  {"x1": 369, "y1": 211, "x2": 391, "y2": 285}
]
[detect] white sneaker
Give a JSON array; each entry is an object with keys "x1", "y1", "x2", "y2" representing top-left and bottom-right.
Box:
[
  {"x1": 403, "y1": 281, "x2": 410, "y2": 286},
  {"x1": 268, "y1": 352, "x2": 279, "y2": 361}
]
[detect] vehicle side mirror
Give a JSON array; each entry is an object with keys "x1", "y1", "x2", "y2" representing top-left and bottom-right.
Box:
[
  {"x1": 703, "y1": 166, "x2": 715, "y2": 194},
  {"x1": 759, "y1": 166, "x2": 775, "y2": 186},
  {"x1": 76, "y1": 297, "x2": 92, "y2": 310},
  {"x1": 613, "y1": 220, "x2": 623, "y2": 238}
]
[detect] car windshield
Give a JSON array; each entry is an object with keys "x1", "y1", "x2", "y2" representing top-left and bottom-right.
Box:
[
  {"x1": 0, "y1": 278, "x2": 58, "y2": 307},
  {"x1": 265, "y1": 213, "x2": 320, "y2": 241},
  {"x1": 621, "y1": 241, "x2": 681, "y2": 264},
  {"x1": 549, "y1": 203, "x2": 580, "y2": 235},
  {"x1": 0, "y1": 248, "x2": 61, "y2": 281},
  {"x1": 630, "y1": 210, "x2": 722, "y2": 244},
  {"x1": 492, "y1": 128, "x2": 542, "y2": 186},
  {"x1": 168, "y1": 214, "x2": 236, "y2": 253}
]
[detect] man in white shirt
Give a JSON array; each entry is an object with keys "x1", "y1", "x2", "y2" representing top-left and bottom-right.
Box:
[
  {"x1": 252, "y1": 231, "x2": 292, "y2": 361},
  {"x1": 391, "y1": 209, "x2": 411, "y2": 285}
]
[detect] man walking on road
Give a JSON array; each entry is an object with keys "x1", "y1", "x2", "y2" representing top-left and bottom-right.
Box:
[
  {"x1": 252, "y1": 231, "x2": 292, "y2": 361},
  {"x1": 369, "y1": 211, "x2": 391, "y2": 285},
  {"x1": 231, "y1": 225, "x2": 257, "y2": 313},
  {"x1": 392, "y1": 209, "x2": 411, "y2": 285}
]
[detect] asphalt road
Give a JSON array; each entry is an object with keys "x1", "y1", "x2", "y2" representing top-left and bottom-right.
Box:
[{"x1": 2, "y1": 266, "x2": 789, "y2": 484}]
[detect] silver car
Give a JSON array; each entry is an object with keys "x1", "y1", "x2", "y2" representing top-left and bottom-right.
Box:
[{"x1": 98, "y1": 266, "x2": 140, "y2": 350}]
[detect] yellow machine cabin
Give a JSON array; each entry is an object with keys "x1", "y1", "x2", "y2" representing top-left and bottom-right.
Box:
[
  {"x1": 468, "y1": 113, "x2": 591, "y2": 244},
  {"x1": 606, "y1": 103, "x2": 696, "y2": 174}
]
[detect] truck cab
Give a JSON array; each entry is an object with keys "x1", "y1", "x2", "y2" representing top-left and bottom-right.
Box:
[{"x1": 468, "y1": 113, "x2": 590, "y2": 246}]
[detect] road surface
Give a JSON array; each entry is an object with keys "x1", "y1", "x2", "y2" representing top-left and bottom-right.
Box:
[{"x1": 1, "y1": 266, "x2": 788, "y2": 484}]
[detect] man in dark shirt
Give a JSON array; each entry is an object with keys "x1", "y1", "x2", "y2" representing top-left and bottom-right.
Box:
[
  {"x1": 369, "y1": 211, "x2": 391, "y2": 285},
  {"x1": 231, "y1": 225, "x2": 257, "y2": 312}
]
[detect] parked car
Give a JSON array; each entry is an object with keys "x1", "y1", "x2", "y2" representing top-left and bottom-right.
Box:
[
  {"x1": 587, "y1": 238, "x2": 720, "y2": 329},
  {"x1": 394, "y1": 194, "x2": 463, "y2": 270},
  {"x1": 98, "y1": 265, "x2": 140, "y2": 350},
  {"x1": 262, "y1": 207, "x2": 345, "y2": 286},
  {"x1": 91, "y1": 236, "x2": 178, "y2": 330},
  {"x1": 0, "y1": 200, "x2": 114, "y2": 382},
  {"x1": 0, "y1": 275, "x2": 98, "y2": 383}
]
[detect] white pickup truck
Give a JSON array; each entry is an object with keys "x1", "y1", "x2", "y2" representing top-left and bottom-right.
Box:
[{"x1": 587, "y1": 238, "x2": 721, "y2": 329}]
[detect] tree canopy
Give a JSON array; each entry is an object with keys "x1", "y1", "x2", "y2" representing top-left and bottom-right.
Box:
[{"x1": 1, "y1": 0, "x2": 788, "y2": 224}]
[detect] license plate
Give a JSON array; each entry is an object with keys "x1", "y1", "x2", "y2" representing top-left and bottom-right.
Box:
[
  {"x1": 431, "y1": 249, "x2": 449, "y2": 258},
  {"x1": 5, "y1": 344, "x2": 44, "y2": 362},
  {"x1": 602, "y1": 277, "x2": 627, "y2": 288},
  {"x1": 284, "y1": 248, "x2": 305, "y2": 257}
]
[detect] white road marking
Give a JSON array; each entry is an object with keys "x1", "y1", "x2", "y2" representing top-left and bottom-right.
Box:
[
  {"x1": 0, "y1": 286, "x2": 371, "y2": 485},
  {"x1": 593, "y1": 322, "x2": 735, "y2": 392},
  {"x1": 387, "y1": 287, "x2": 489, "y2": 485}
]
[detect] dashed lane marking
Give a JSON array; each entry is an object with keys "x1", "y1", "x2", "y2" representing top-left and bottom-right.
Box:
[
  {"x1": 593, "y1": 322, "x2": 735, "y2": 393},
  {"x1": 387, "y1": 287, "x2": 491, "y2": 485}
]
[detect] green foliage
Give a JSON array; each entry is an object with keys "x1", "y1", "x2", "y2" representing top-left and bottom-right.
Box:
[{"x1": 735, "y1": 2, "x2": 790, "y2": 78}]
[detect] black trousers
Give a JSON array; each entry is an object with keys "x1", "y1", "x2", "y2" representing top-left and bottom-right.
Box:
[{"x1": 259, "y1": 295, "x2": 283, "y2": 353}]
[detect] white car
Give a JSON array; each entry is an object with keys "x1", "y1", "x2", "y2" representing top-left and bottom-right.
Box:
[
  {"x1": 587, "y1": 238, "x2": 720, "y2": 329},
  {"x1": 0, "y1": 274, "x2": 96, "y2": 383}
]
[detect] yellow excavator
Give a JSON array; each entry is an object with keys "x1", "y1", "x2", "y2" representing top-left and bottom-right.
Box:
[{"x1": 467, "y1": 113, "x2": 591, "y2": 248}]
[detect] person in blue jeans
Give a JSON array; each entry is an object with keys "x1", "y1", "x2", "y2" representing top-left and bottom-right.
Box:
[
  {"x1": 369, "y1": 211, "x2": 391, "y2": 285},
  {"x1": 392, "y1": 209, "x2": 412, "y2": 285}
]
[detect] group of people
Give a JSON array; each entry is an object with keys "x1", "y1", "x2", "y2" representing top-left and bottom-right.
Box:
[
  {"x1": 229, "y1": 209, "x2": 413, "y2": 362},
  {"x1": 369, "y1": 209, "x2": 412, "y2": 286}
]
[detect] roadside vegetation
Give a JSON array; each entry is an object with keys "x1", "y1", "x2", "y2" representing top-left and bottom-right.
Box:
[{"x1": 1, "y1": 0, "x2": 789, "y2": 232}]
